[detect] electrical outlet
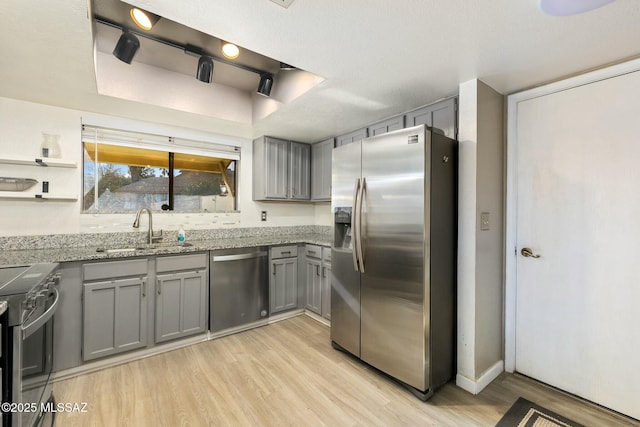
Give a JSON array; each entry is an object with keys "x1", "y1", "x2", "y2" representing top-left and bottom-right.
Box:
[
  {"x1": 261, "y1": 211, "x2": 267, "y2": 221},
  {"x1": 480, "y1": 212, "x2": 490, "y2": 231},
  {"x1": 269, "y1": 0, "x2": 294, "y2": 8}
]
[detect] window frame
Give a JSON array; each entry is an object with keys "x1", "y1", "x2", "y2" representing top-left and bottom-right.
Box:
[{"x1": 81, "y1": 125, "x2": 240, "y2": 214}]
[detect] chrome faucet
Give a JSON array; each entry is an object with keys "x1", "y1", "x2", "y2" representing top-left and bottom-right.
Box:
[{"x1": 132, "y1": 208, "x2": 162, "y2": 244}]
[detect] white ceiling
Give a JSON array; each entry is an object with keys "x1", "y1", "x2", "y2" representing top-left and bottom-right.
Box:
[{"x1": 1, "y1": 0, "x2": 639, "y2": 143}]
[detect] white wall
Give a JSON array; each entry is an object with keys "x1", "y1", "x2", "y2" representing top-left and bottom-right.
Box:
[
  {"x1": 0, "y1": 97, "x2": 318, "y2": 236},
  {"x1": 456, "y1": 79, "x2": 505, "y2": 394}
]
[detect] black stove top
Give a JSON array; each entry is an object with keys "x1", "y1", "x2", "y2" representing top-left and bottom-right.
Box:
[{"x1": 0, "y1": 263, "x2": 59, "y2": 296}]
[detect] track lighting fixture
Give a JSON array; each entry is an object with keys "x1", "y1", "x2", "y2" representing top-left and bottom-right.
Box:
[
  {"x1": 113, "y1": 31, "x2": 140, "y2": 64},
  {"x1": 97, "y1": 16, "x2": 275, "y2": 96},
  {"x1": 221, "y1": 41, "x2": 240, "y2": 59},
  {"x1": 257, "y1": 74, "x2": 274, "y2": 97},
  {"x1": 196, "y1": 56, "x2": 214, "y2": 83},
  {"x1": 130, "y1": 7, "x2": 161, "y2": 30}
]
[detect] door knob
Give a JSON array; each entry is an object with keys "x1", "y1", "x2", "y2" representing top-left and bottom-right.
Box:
[{"x1": 521, "y1": 247, "x2": 541, "y2": 258}]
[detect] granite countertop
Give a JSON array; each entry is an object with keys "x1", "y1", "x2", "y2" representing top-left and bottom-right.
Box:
[{"x1": 0, "y1": 233, "x2": 332, "y2": 267}]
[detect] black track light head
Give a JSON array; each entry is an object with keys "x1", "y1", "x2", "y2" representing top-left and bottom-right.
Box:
[
  {"x1": 257, "y1": 74, "x2": 274, "y2": 97},
  {"x1": 113, "y1": 32, "x2": 140, "y2": 64},
  {"x1": 196, "y1": 56, "x2": 214, "y2": 83}
]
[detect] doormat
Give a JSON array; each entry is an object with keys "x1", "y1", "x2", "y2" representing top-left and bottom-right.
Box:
[{"x1": 495, "y1": 397, "x2": 584, "y2": 427}]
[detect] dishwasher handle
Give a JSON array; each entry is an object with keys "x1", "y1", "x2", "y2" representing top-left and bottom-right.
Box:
[{"x1": 212, "y1": 251, "x2": 268, "y2": 262}]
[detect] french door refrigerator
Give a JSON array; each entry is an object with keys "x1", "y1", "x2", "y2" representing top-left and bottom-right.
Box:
[{"x1": 331, "y1": 124, "x2": 457, "y2": 400}]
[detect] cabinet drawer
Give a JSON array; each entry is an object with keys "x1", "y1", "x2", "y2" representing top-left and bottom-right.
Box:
[
  {"x1": 271, "y1": 245, "x2": 298, "y2": 259},
  {"x1": 83, "y1": 258, "x2": 148, "y2": 281},
  {"x1": 322, "y1": 247, "x2": 331, "y2": 263},
  {"x1": 156, "y1": 253, "x2": 207, "y2": 273},
  {"x1": 305, "y1": 244, "x2": 322, "y2": 259}
]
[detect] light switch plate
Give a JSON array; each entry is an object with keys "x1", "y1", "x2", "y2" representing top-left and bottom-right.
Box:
[{"x1": 480, "y1": 212, "x2": 490, "y2": 231}]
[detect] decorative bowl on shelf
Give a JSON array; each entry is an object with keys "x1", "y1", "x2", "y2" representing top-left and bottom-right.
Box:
[{"x1": 0, "y1": 177, "x2": 38, "y2": 191}]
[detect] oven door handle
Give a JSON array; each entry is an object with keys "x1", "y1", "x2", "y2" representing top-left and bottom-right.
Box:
[{"x1": 22, "y1": 288, "x2": 59, "y2": 339}]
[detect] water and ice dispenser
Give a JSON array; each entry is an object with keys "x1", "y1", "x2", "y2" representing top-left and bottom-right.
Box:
[{"x1": 334, "y1": 207, "x2": 352, "y2": 250}]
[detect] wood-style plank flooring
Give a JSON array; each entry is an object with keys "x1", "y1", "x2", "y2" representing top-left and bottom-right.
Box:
[{"x1": 54, "y1": 315, "x2": 638, "y2": 426}]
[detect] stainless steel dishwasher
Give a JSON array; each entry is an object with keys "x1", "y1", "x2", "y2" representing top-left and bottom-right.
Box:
[{"x1": 210, "y1": 247, "x2": 269, "y2": 332}]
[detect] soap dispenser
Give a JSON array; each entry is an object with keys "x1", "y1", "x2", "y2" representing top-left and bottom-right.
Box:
[{"x1": 178, "y1": 225, "x2": 186, "y2": 242}]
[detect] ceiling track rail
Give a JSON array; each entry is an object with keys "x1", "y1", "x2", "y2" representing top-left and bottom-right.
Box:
[{"x1": 94, "y1": 16, "x2": 269, "y2": 77}]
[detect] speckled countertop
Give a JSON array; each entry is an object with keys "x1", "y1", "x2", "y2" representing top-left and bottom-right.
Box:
[{"x1": 0, "y1": 226, "x2": 331, "y2": 267}]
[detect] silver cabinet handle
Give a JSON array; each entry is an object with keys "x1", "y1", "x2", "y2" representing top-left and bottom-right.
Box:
[
  {"x1": 521, "y1": 247, "x2": 541, "y2": 258},
  {"x1": 142, "y1": 280, "x2": 147, "y2": 297},
  {"x1": 272, "y1": 264, "x2": 276, "y2": 275},
  {"x1": 322, "y1": 266, "x2": 326, "y2": 278},
  {"x1": 157, "y1": 279, "x2": 162, "y2": 295}
]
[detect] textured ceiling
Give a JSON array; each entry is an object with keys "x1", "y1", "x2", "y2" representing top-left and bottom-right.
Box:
[{"x1": 1, "y1": 0, "x2": 639, "y2": 142}]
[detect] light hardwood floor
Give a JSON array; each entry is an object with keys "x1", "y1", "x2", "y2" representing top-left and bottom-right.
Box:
[{"x1": 54, "y1": 315, "x2": 638, "y2": 426}]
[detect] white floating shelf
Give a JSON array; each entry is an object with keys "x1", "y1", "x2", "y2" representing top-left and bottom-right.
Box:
[
  {"x1": 0, "y1": 192, "x2": 78, "y2": 201},
  {"x1": 0, "y1": 156, "x2": 77, "y2": 168}
]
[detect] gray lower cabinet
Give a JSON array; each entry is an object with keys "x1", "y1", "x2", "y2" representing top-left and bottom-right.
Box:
[
  {"x1": 270, "y1": 245, "x2": 298, "y2": 314},
  {"x1": 82, "y1": 276, "x2": 148, "y2": 361},
  {"x1": 311, "y1": 138, "x2": 333, "y2": 201},
  {"x1": 155, "y1": 270, "x2": 208, "y2": 343},
  {"x1": 321, "y1": 247, "x2": 332, "y2": 320},
  {"x1": 405, "y1": 97, "x2": 458, "y2": 139},
  {"x1": 305, "y1": 245, "x2": 331, "y2": 318},
  {"x1": 305, "y1": 257, "x2": 322, "y2": 314},
  {"x1": 155, "y1": 253, "x2": 208, "y2": 343}
]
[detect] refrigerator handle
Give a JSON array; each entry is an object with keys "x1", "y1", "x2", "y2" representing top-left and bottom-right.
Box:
[
  {"x1": 351, "y1": 178, "x2": 361, "y2": 272},
  {"x1": 356, "y1": 177, "x2": 366, "y2": 273}
]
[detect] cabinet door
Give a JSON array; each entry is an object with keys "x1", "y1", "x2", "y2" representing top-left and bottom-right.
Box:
[
  {"x1": 321, "y1": 261, "x2": 332, "y2": 320},
  {"x1": 405, "y1": 97, "x2": 457, "y2": 139},
  {"x1": 289, "y1": 142, "x2": 311, "y2": 200},
  {"x1": 264, "y1": 137, "x2": 289, "y2": 199},
  {"x1": 305, "y1": 258, "x2": 322, "y2": 314},
  {"x1": 82, "y1": 277, "x2": 147, "y2": 361},
  {"x1": 336, "y1": 127, "x2": 368, "y2": 147},
  {"x1": 270, "y1": 257, "x2": 298, "y2": 314},
  {"x1": 367, "y1": 115, "x2": 405, "y2": 137},
  {"x1": 311, "y1": 138, "x2": 333, "y2": 201},
  {"x1": 156, "y1": 270, "x2": 207, "y2": 344}
]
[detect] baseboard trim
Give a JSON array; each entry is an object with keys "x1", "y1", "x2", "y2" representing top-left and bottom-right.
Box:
[
  {"x1": 54, "y1": 310, "x2": 308, "y2": 382},
  {"x1": 456, "y1": 360, "x2": 504, "y2": 395},
  {"x1": 53, "y1": 309, "x2": 329, "y2": 383}
]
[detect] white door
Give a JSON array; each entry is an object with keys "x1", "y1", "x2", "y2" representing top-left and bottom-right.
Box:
[{"x1": 512, "y1": 66, "x2": 640, "y2": 420}]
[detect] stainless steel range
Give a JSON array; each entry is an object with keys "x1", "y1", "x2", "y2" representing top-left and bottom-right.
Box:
[{"x1": 0, "y1": 263, "x2": 60, "y2": 427}]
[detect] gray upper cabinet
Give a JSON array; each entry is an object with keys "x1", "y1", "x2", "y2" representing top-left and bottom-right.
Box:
[
  {"x1": 367, "y1": 115, "x2": 405, "y2": 137},
  {"x1": 405, "y1": 97, "x2": 458, "y2": 139},
  {"x1": 82, "y1": 276, "x2": 148, "y2": 361},
  {"x1": 335, "y1": 127, "x2": 368, "y2": 147},
  {"x1": 289, "y1": 142, "x2": 311, "y2": 200},
  {"x1": 311, "y1": 138, "x2": 333, "y2": 201},
  {"x1": 253, "y1": 136, "x2": 310, "y2": 201}
]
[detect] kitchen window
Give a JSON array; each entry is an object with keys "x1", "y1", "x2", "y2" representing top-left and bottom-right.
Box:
[{"x1": 82, "y1": 125, "x2": 239, "y2": 213}]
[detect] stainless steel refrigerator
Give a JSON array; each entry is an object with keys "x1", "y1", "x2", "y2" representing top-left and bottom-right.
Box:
[{"x1": 331, "y1": 124, "x2": 457, "y2": 400}]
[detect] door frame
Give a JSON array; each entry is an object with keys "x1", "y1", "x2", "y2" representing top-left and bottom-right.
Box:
[{"x1": 504, "y1": 57, "x2": 640, "y2": 373}]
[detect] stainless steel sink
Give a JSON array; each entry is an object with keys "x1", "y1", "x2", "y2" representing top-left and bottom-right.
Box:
[{"x1": 96, "y1": 242, "x2": 193, "y2": 253}]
